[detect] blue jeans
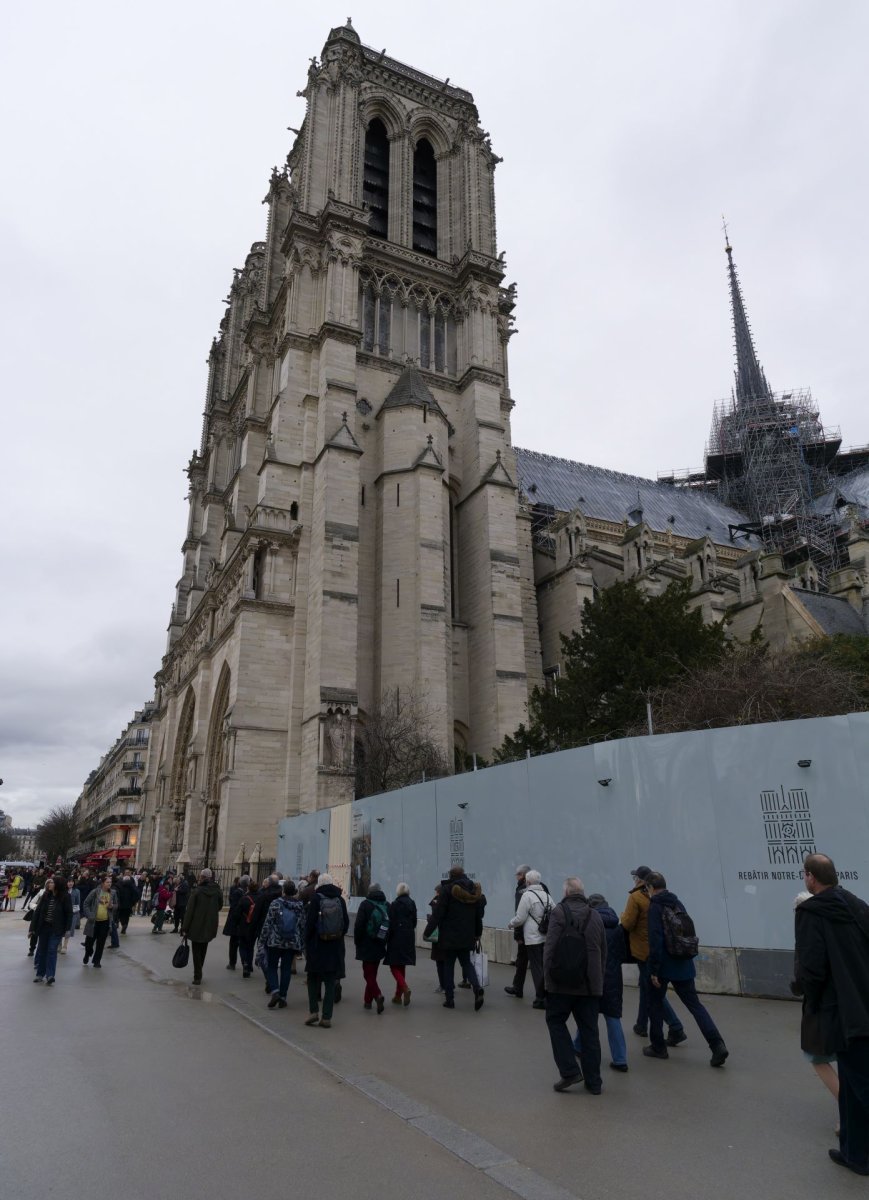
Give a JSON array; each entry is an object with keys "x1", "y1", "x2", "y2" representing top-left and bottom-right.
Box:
[
  {"x1": 649, "y1": 977, "x2": 722, "y2": 1051},
  {"x1": 35, "y1": 931, "x2": 62, "y2": 980},
  {"x1": 574, "y1": 1015, "x2": 627, "y2": 1066},
  {"x1": 266, "y1": 947, "x2": 293, "y2": 999},
  {"x1": 110, "y1": 918, "x2": 120, "y2": 948},
  {"x1": 637, "y1": 960, "x2": 684, "y2": 1032}
]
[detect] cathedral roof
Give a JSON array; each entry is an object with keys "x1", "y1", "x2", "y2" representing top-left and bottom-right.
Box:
[
  {"x1": 813, "y1": 465, "x2": 869, "y2": 523},
  {"x1": 378, "y1": 365, "x2": 448, "y2": 420},
  {"x1": 790, "y1": 588, "x2": 868, "y2": 637},
  {"x1": 515, "y1": 447, "x2": 761, "y2": 548}
]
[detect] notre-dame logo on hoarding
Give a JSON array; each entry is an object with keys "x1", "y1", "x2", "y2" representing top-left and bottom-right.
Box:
[{"x1": 761, "y1": 786, "x2": 816, "y2": 865}]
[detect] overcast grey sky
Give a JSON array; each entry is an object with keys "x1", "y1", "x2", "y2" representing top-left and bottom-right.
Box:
[{"x1": 1, "y1": 1, "x2": 867, "y2": 828}]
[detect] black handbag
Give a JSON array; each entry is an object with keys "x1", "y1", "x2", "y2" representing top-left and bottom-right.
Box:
[{"x1": 172, "y1": 940, "x2": 190, "y2": 969}]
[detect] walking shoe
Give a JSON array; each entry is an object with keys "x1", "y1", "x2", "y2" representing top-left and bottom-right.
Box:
[
  {"x1": 83, "y1": 952, "x2": 91, "y2": 965},
  {"x1": 242, "y1": 969, "x2": 251, "y2": 978},
  {"x1": 92, "y1": 962, "x2": 101, "y2": 968},
  {"x1": 318, "y1": 1018, "x2": 331, "y2": 1028},
  {"x1": 334, "y1": 983, "x2": 342, "y2": 1003},
  {"x1": 642, "y1": 1045, "x2": 669, "y2": 1060},
  {"x1": 709, "y1": 1040, "x2": 729, "y2": 1067},
  {"x1": 60, "y1": 946, "x2": 67, "y2": 955},
  {"x1": 46, "y1": 978, "x2": 55, "y2": 986},
  {"x1": 666, "y1": 1029, "x2": 687, "y2": 1047},
  {"x1": 434, "y1": 986, "x2": 444, "y2": 994},
  {"x1": 584, "y1": 1082, "x2": 602, "y2": 1095},
  {"x1": 402, "y1": 988, "x2": 412, "y2": 1007},
  {"x1": 264, "y1": 983, "x2": 271, "y2": 993},
  {"x1": 33, "y1": 976, "x2": 44, "y2": 983},
  {"x1": 532, "y1": 999, "x2": 546, "y2": 1009},
  {"x1": 553, "y1": 1074, "x2": 582, "y2": 1092},
  {"x1": 305, "y1": 1013, "x2": 320, "y2": 1025},
  {"x1": 226, "y1": 964, "x2": 236, "y2": 970},
  {"x1": 829, "y1": 1149, "x2": 869, "y2": 1176},
  {"x1": 458, "y1": 980, "x2": 471, "y2": 989},
  {"x1": 376, "y1": 996, "x2": 385, "y2": 1014},
  {"x1": 364, "y1": 1002, "x2": 372, "y2": 1010},
  {"x1": 474, "y1": 989, "x2": 485, "y2": 1012},
  {"x1": 609, "y1": 1062, "x2": 629, "y2": 1072},
  {"x1": 27, "y1": 950, "x2": 34, "y2": 957},
  {"x1": 392, "y1": 995, "x2": 403, "y2": 1004},
  {"x1": 277, "y1": 999, "x2": 287, "y2": 1009},
  {"x1": 632, "y1": 1023, "x2": 647, "y2": 1037},
  {"x1": 504, "y1": 986, "x2": 523, "y2": 998},
  {"x1": 443, "y1": 998, "x2": 455, "y2": 1008},
  {"x1": 268, "y1": 994, "x2": 280, "y2": 1009}
]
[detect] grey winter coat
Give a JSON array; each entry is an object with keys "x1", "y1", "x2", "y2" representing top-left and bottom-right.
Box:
[
  {"x1": 543, "y1": 894, "x2": 606, "y2": 997},
  {"x1": 83, "y1": 886, "x2": 119, "y2": 937}
]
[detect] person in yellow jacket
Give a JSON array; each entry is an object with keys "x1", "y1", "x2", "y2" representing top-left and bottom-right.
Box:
[
  {"x1": 620, "y1": 866, "x2": 685, "y2": 1044},
  {"x1": 7, "y1": 873, "x2": 24, "y2": 912}
]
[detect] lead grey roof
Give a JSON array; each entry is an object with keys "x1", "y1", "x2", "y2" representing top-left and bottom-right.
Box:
[
  {"x1": 379, "y1": 365, "x2": 447, "y2": 419},
  {"x1": 791, "y1": 589, "x2": 867, "y2": 637},
  {"x1": 813, "y1": 465, "x2": 869, "y2": 522},
  {"x1": 515, "y1": 447, "x2": 761, "y2": 548}
]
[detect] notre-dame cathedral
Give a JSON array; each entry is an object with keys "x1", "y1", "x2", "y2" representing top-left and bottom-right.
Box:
[{"x1": 139, "y1": 21, "x2": 869, "y2": 868}]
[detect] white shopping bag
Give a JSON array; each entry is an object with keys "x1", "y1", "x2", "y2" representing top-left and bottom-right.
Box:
[{"x1": 470, "y1": 942, "x2": 489, "y2": 988}]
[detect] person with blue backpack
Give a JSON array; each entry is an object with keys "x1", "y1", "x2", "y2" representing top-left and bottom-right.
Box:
[{"x1": 259, "y1": 879, "x2": 305, "y2": 1009}]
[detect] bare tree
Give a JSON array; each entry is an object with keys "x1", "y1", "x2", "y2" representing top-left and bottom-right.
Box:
[
  {"x1": 35, "y1": 804, "x2": 79, "y2": 863},
  {"x1": 0, "y1": 827, "x2": 17, "y2": 860},
  {"x1": 636, "y1": 643, "x2": 866, "y2": 735},
  {"x1": 355, "y1": 687, "x2": 451, "y2": 799}
]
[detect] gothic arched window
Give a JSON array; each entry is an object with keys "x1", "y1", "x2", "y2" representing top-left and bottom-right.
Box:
[
  {"x1": 412, "y1": 138, "x2": 437, "y2": 255},
  {"x1": 363, "y1": 119, "x2": 390, "y2": 239}
]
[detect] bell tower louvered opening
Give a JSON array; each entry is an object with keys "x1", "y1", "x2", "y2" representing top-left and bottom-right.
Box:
[
  {"x1": 412, "y1": 138, "x2": 437, "y2": 256},
  {"x1": 363, "y1": 118, "x2": 390, "y2": 239}
]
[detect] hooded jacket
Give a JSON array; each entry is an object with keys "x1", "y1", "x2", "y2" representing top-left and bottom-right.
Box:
[
  {"x1": 647, "y1": 890, "x2": 696, "y2": 982},
  {"x1": 181, "y1": 881, "x2": 224, "y2": 943},
  {"x1": 795, "y1": 886, "x2": 869, "y2": 1054},
  {"x1": 354, "y1": 888, "x2": 390, "y2": 962},
  {"x1": 425, "y1": 874, "x2": 485, "y2": 951},
  {"x1": 590, "y1": 902, "x2": 625, "y2": 1017}
]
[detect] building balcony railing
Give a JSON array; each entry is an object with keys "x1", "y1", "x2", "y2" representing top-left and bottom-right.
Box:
[
  {"x1": 122, "y1": 760, "x2": 145, "y2": 773},
  {"x1": 116, "y1": 786, "x2": 142, "y2": 798}
]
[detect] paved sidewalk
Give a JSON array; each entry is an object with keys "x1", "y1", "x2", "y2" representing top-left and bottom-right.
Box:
[{"x1": 101, "y1": 914, "x2": 858, "y2": 1200}]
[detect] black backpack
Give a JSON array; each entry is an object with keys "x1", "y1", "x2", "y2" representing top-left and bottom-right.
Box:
[
  {"x1": 660, "y1": 903, "x2": 699, "y2": 959},
  {"x1": 548, "y1": 902, "x2": 591, "y2": 988}
]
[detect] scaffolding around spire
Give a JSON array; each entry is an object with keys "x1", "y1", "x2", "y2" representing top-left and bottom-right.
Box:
[{"x1": 660, "y1": 238, "x2": 849, "y2": 585}]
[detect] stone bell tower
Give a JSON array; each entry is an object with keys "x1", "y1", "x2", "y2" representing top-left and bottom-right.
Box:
[
  {"x1": 279, "y1": 20, "x2": 535, "y2": 808},
  {"x1": 145, "y1": 20, "x2": 540, "y2": 860}
]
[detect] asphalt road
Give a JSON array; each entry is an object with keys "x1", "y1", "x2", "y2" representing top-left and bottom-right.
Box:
[{"x1": 1, "y1": 914, "x2": 862, "y2": 1200}]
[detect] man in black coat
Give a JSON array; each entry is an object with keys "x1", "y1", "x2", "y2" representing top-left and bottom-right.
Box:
[
  {"x1": 116, "y1": 871, "x2": 139, "y2": 934},
  {"x1": 425, "y1": 865, "x2": 486, "y2": 1011},
  {"x1": 796, "y1": 853, "x2": 869, "y2": 1177}
]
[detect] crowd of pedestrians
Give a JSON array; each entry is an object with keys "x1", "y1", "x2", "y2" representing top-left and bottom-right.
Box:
[{"x1": 4, "y1": 848, "x2": 867, "y2": 1178}]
